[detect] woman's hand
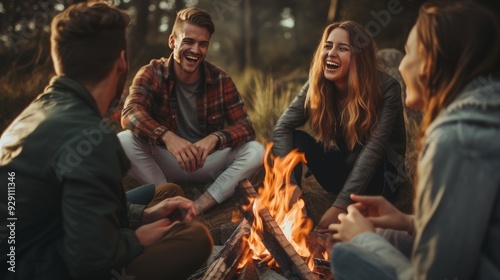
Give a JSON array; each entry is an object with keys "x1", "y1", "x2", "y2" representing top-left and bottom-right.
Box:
[
  {"x1": 315, "y1": 206, "x2": 347, "y2": 233},
  {"x1": 349, "y1": 194, "x2": 413, "y2": 232},
  {"x1": 328, "y1": 205, "x2": 375, "y2": 242}
]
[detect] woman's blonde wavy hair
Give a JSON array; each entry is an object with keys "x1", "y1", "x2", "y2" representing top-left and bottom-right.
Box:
[{"x1": 306, "y1": 21, "x2": 382, "y2": 151}]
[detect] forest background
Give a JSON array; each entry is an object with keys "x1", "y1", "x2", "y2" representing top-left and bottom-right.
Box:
[{"x1": 1, "y1": 0, "x2": 498, "y2": 138}]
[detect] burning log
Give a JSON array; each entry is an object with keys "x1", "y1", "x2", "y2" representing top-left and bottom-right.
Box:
[
  {"x1": 189, "y1": 220, "x2": 251, "y2": 280},
  {"x1": 238, "y1": 258, "x2": 259, "y2": 280},
  {"x1": 233, "y1": 179, "x2": 317, "y2": 280}
]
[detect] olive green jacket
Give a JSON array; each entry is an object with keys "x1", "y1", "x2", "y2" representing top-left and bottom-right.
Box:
[{"x1": 0, "y1": 76, "x2": 144, "y2": 279}]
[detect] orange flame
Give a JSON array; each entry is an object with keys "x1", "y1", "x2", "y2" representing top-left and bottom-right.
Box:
[{"x1": 247, "y1": 142, "x2": 315, "y2": 270}]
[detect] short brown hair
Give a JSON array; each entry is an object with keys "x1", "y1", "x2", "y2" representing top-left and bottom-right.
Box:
[
  {"x1": 171, "y1": 7, "x2": 215, "y2": 37},
  {"x1": 50, "y1": 1, "x2": 130, "y2": 84}
]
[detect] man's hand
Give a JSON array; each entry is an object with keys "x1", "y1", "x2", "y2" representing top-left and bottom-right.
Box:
[
  {"x1": 193, "y1": 134, "x2": 219, "y2": 168},
  {"x1": 349, "y1": 194, "x2": 412, "y2": 232},
  {"x1": 142, "y1": 196, "x2": 197, "y2": 224},
  {"x1": 328, "y1": 205, "x2": 375, "y2": 242},
  {"x1": 162, "y1": 131, "x2": 201, "y2": 172},
  {"x1": 315, "y1": 206, "x2": 347, "y2": 233},
  {"x1": 135, "y1": 218, "x2": 180, "y2": 247}
]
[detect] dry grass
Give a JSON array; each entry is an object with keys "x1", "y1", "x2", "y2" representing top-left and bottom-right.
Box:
[
  {"x1": 235, "y1": 68, "x2": 308, "y2": 144},
  {"x1": 0, "y1": 66, "x2": 54, "y2": 133}
]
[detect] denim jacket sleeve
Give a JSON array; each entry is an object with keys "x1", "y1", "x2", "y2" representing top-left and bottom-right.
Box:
[
  {"x1": 270, "y1": 81, "x2": 310, "y2": 157},
  {"x1": 334, "y1": 77, "x2": 402, "y2": 209}
]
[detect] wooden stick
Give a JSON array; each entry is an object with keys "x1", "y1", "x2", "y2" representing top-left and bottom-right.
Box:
[
  {"x1": 202, "y1": 219, "x2": 251, "y2": 280},
  {"x1": 189, "y1": 220, "x2": 251, "y2": 280}
]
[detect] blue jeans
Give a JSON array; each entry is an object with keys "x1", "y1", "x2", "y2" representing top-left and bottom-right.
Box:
[{"x1": 126, "y1": 183, "x2": 156, "y2": 205}]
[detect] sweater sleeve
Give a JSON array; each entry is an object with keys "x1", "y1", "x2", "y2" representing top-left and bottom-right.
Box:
[
  {"x1": 350, "y1": 231, "x2": 413, "y2": 279},
  {"x1": 121, "y1": 61, "x2": 171, "y2": 143},
  {"x1": 412, "y1": 121, "x2": 500, "y2": 279}
]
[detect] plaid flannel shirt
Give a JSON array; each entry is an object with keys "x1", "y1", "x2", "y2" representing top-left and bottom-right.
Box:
[{"x1": 121, "y1": 55, "x2": 255, "y2": 150}]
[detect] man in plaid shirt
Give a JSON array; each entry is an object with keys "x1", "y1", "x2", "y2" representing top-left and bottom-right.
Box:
[{"x1": 119, "y1": 7, "x2": 264, "y2": 214}]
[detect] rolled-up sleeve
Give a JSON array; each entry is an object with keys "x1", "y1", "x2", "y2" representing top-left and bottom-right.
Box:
[
  {"x1": 121, "y1": 61, "x2": 170, "y2": 143},
  {"x1": 212, "y1": 76, "x2": 256, "y2": 149}
]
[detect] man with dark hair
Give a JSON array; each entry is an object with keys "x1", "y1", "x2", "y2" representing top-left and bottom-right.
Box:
[
  {"x1": 119, "y1": 7, "x2": 264, "y2": 214},
  {"x1": 0, "y1": 2, "x2": 212, "y2": 280}
]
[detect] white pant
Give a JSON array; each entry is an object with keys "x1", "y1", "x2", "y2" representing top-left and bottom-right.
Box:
[{"x1": 117, "y1": 130, "x2": 265, "y2": 203}]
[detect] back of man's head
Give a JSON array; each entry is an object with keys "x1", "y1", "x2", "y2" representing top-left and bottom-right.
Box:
[
  {"x1": 171, "y1": 7, "x2": 215, "y2": 37},
  {"x1": 50, "y1": 1, "x2": 130, "y2": 85}
]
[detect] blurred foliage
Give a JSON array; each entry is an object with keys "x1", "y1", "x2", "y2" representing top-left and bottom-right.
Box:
[
  {"x1": 1, "y1": 0, "x2": 497, "y2": 133},
  {"x1": 0, "y1": 0, "x2": 426, "y2": 74},
  {"x1": 234, "y1": 68, "x2": 308, "y2": 144}
]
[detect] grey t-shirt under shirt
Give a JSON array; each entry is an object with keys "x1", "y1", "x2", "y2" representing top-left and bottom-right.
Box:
[{"x1": 174, "y1": 77, "x2": 205, "y2": 143}]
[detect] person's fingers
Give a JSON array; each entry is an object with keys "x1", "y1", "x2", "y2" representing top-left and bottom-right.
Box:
[
  {"x1": 315, "y1": 228, "x2": 330, "y2": 234},
  {"x1": 166, "y1": 197, "x2": 197, "y2": 220},
  {"x1": 187, "y1": 146, "x2": 201, "y2": 171},
  {"x1": 151, "y1": 218, "x2": 171, "y2": 228},
  {"x1": 350, "y1": 202, "x2": 367, "y2": 210},
  {"x1": 332, "y1": 231, "x2": 342, "y2": 241},
  {"x1": 163, "y1": 221, "x2": 180, "y2": 232},
  {"x1": 337, "y1": 213, "x2": 347, "y2": 222},
  {"x1": 350, "y1": 202, "x2": 369, "y2": 216},
  {"x1": 347, "y1": 205, "x2": 363, "y2": 217},
  {"x1": 174, "y1": 153, "x2": 186, "y2": 171},
  {"x1": 350, "y1": 194, "x2": 385, "y2": 205},
  {"x1": 184, "y1": 209, "x2": 194, "y2": 221},
  {"x1": 198, "y1": 150, "x2": 207, "y2": 169},
  {"x1": 366, "y1": 216, "x2": 390, "y2": 226},
  {"x1": 175, "y1": 151, "x2": 192, "y2": 172},
  {"x1": 328, "y1": 223, "x2": 339, "y2": 232}
]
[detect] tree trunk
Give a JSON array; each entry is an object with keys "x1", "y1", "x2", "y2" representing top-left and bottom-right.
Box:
[
  {"x1": 240, "y1": 0, "x2": 257, "y2": 71},
  {"x1": 327, "y1": 0, "x2": 343, "y2": 22},
  {"x1": 175, "y1": 0, "x2": 184, "y2": 12},
  {"x1": 129, "y1": 0, "x2": 150, "y2": 67}
]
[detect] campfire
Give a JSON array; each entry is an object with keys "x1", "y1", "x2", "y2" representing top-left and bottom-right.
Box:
[{"x1": 190, "y1": 143, "x2": 332, "y2": 280}]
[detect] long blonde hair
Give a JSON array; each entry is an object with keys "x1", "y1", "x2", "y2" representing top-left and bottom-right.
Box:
[
  {"x1": 416, "y1": 1, "x2": 500, "y2": 137},
  {"x1": 306, "y1": 21, "x2": 382, "y2": 151}
]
